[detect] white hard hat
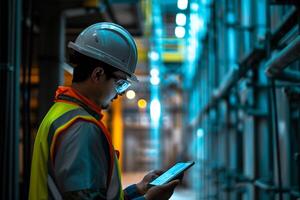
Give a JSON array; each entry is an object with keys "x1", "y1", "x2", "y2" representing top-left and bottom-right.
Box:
[{"x1": 68, "y1": 22, "x2": 138, "y2": 82}]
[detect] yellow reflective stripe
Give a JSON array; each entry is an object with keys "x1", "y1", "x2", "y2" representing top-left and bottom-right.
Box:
[
  {"x1": 29, "y1": 102, "x2": 80, "y2": 200},
  {"x1": 120, "y1": 190, "x2": 124, "y2": 200},
  {"x1": 49, "y1": 115, "x2": 98, "y2": 162},
  {"x1": 115, "y1": 158, "x2": 124, "y2": 200}
]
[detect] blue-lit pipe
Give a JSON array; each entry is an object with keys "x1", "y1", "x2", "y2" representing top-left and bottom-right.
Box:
[{"x1": 149, "y1": 0, "x2": 163, "y2": 169}]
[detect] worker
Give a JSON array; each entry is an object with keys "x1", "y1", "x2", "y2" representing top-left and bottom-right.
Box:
[{"x1": 29, "y1": 22, "x2": 179, "y2": 199}]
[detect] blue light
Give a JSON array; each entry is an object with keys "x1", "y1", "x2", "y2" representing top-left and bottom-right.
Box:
[
  {"x1": 177, "y1": 0, "x2": 188, "y2": 10},
  {"x1": 155, "y1": 27, "x2": 163, "y2": 36},
  {"x1": 150, "y1": 99, "x2": 161, "y2": 122},
  {"x1": 201, "y1": 0, "x2": 211, "y2": 5},
  {"x1": 187, "y1": 44, "x2": 195, "y2": 61},
  {"x1": 150, "y1": 68, "x2": 159, "y2": 77},
  {"x1": 228, "y1": 28, "x2": 236, "y2": 63},
  {"x1": 197, "y1": 129, "x2": 204, "y2": 138},
  {"x1": 149, "y1": 51, "x2": 159, "y2": 61},
  {"x1": 190, "y1": 2, "x2": 199, "y2": 11},
  {"x1": 150, "y1": 76, "x2": 160, "y2": 85},
  {"x1": 150, "y1": 68, "x2": 160, "y2": 85},
  {"x1": 227, "y1": 12, "x2": 235, "y2": 24},
  {"x1": 175, "y1": 26, "x2": 186, "y2": 38},
  {"x1": 150, "y1": 0, "x2": 163, "y2": 169},
  {"x1": 190, "y1": 14, "x2": 204, "y2": 32},
  {"x1": 176, "y1": 13, "x2": 187, "y2": 26}
]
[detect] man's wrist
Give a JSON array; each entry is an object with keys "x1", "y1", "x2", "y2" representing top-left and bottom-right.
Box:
[
  {"x1": 124, "y1": 184, "x2": 144, "y2": 199},
  {"x1": 136, "y1": 182, "x2": 147, "y2": 195}
]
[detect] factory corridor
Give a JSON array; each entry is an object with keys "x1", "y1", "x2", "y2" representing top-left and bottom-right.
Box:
[{"x1": 1, "y1": 0, "x2": 300, "y2": 199}]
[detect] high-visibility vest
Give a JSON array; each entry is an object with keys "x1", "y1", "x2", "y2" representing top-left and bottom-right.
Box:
[{"x1": 29, "y1": 95, "x2": 123, "y2": 199}]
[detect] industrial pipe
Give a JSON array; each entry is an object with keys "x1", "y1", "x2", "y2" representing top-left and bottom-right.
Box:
[{"x1": 265, "y1": 35, "x2": 300, "y2": 82}]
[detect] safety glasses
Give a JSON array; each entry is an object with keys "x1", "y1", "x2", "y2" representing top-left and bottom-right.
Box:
[{"x1": 114, "y1": 79, "x2": 131, "y2": 94}]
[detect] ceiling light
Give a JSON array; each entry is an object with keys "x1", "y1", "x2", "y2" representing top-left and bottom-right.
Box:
[
  {"x1": 176, "y1": 13, "x2": 186, "y2": 26},
  {"x1": 150, "y1": 68, "x2": 159, "y2": 77},
  {"x1": 177, "y1": 0, "x2": 188, "y2": 10},
  {"x1": 191, "y1": 2, "x2": 199, "y2": 11},
  {"x1": 175, "y1": 26, "x2": 185, "y2": 38},
  {"x1": 138, "y1": 99, "x2": 147, "y2": 109},
  {"x1": 126, "y1": 90, "x2": 136, "y2": 99},
  {"x1": 197, "y1": 128, "x2": 204, "y2": 138},
  {"x1": 150, "y1": 76, "x2": 160, "y2": 85},
  {"x1": 150, "y1": 99, "x2": 161, "y2": 121},
  {"x1": 149, "y1": 51, "x2": 159, "y2": 61}
]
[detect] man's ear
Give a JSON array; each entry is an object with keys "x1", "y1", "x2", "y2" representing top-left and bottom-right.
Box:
[{"x1": 91, "y1": 67, "x2": 104, "y2": 82}]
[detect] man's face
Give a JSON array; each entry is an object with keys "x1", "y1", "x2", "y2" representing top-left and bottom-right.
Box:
[{"x1": 99, "y1": 70, "x2": 129, "y2": 109}]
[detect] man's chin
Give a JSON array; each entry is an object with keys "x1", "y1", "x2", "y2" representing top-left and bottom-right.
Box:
[{"x1": 101, "y1": 99, "x2": 115, "y2": 109}]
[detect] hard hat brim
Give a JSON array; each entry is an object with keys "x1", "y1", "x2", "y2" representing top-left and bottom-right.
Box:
[{"x1": 68, "y1": 41, "x2": 139, "y2": 82}]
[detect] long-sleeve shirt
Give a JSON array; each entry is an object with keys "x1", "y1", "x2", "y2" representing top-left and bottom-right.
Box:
[{"x1": 53, "y1": 118, "x2": 145, "y2": 200}]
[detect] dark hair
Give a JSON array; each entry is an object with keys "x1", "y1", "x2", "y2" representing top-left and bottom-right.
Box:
[{"x1": 69, "y1": 51, "x2": 119, "y2": 83}]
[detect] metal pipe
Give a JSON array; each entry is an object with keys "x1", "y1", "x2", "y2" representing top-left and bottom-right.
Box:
[
  {"x1": 265, "y1": 35, "x2": 300, "y2": 80},
  {"x1": 290, "y1": 189, "x2": 300, "y2": 197},
  {"x1": 270, "y1": 8, "x2": 297, "y2": 48},
  {"x1": 217, "y1": 48, "x2": 266, "y2": 99},
  {"x1": 254, "y1": 180, "x2": 275, "y2": 192},
  {"x1": 190, "y1": 48, "x2": 266, "y2": 126},
  {"x1": 271, "y1": 69, "x2": 300, "y2": 82}
]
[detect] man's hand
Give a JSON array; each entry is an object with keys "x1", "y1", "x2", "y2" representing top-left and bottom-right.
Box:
[
  {"x1": 136, "y1": 170, "x2": 164, "y2": 195},
  {"x1": 144, "y1": 180, "x2": 180, "y2": 200}
]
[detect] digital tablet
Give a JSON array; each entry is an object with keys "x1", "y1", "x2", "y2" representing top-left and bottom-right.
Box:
[{"x1": 149, "y1": 161, "x2": 195, "y2": 186}]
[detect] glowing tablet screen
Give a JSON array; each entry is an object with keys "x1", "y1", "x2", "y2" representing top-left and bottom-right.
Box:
[{"x1": 149, "y1": 162, "x2": 194, "y2": 186}]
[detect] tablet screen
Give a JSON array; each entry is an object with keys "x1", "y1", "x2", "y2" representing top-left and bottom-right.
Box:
[{"x1": 149, "y1": 162, "x2": 194, "y2": 186}]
